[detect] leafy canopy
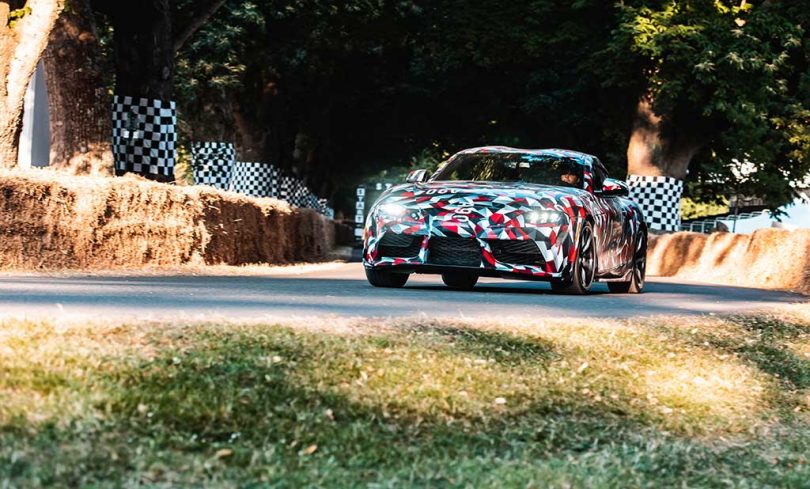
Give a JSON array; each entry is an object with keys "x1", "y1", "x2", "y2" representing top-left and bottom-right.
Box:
[{"x1": 174, "y1": 0, "x2": 809, "y2": 211}]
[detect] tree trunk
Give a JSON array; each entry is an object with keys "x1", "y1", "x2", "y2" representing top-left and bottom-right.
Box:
[
  {"x1": 94, "y1": 1, "x2": 174, "y2": 181},
  {"x1": 625, "y1": 95, "x2": 705, "y2": 232},
  {"x1": 42, "y1": 0, "x2": 112, "y2": 175},
  {"x1": 0, "y1": 0, "x2": 64, "y2": 167},
  {"x1": 626, "y1": 96, "x2": 701, "y2": 179},
  {"x1": 106, "y1": 1, "x2": 173, "y2": 101},
  {"x1": 232, "y1": 108, "x2": 264, "y2": 162}
]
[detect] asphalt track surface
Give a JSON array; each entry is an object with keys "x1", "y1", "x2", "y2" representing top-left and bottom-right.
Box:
[{"x1": 0, "y1": 263, "x2": 805, "y2": 322}]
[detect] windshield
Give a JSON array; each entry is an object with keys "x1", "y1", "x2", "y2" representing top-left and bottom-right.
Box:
[{"x1": 432, "y1": 153, "x2": 585, "y2": 189}]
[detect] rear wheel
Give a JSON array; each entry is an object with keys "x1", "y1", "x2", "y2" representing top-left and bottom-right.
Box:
[
  {"x1": 608, "y1": 230, "x2": 646, "y2": 294},
  {"x1": 550, "y1": 221, "x2": 596, "y2": 295},
  {"x1": 441, "y1": 272, "x2": 479, "y2": 290},
  {"x1": 365, "y1": 268, "x2": 409, "y2": 288}
]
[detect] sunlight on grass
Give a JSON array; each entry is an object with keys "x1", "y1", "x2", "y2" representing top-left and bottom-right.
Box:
[{"x1": 1, "y1": 309, "x2": 809, "y2": 486}]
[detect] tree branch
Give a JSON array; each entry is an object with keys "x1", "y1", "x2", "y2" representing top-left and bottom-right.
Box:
[
  {"x1": 172, "y1": 0, "x2": 226, "y2": 52},
  {"x1": 0, "y1": 0, "x2": 64, "y2": 165}
]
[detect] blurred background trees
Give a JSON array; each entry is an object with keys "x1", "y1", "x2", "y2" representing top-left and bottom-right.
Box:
[
  {"x1": 7, "y1": 0, "x2": 809, "y2": 214},
  {"x1": 173, "y1": 0, "x2": 808, "y2": 212}
]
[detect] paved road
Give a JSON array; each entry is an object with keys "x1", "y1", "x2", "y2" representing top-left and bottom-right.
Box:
[{"x1": 0, "y1": 263, "x2": 804, "y2": 322}]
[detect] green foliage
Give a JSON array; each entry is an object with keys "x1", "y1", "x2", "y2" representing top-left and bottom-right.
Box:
[
  {"x1": 602, "y1": 0, "x2": 810, "y2": 209},
  {"x1": 7, "y1": 6, "x2": 32, "y2": 28},
  {"x1": 173, "y1": 143, "x2": 194, "y2": 185},
  {"x1": 681, "y1": 196, "x2": 729, "y2": 220},
  {"x1": 176, "y1": 0, "x2": 424, "y2": 197},
  {"x1": 364, "y1": 143, "x2": 452, "y2": 185},
  {"x1": 172, "y1": 0, "x2": 809, "y2": 212}
]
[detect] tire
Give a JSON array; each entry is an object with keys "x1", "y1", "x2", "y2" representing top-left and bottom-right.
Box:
[
  {"x1": 550, "y1": 221, "x2": 596, "y2": 295},
  {"x1": 608, "y1": 230, "x2": 647, "y2": 294},
  {"x1": 365, "y1": 267, "x2": 409, "y2": 288},
  {"x1": 441, "y1": 272, "x2": 479, "y2": 290}
]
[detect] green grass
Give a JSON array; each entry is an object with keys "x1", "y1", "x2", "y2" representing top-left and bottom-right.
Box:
[{"x1": 2, "y1": 310, "x2": 810, "y2": 487}]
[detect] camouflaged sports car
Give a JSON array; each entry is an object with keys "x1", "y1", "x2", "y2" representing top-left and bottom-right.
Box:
[{"x1": 362, "y1": 146, "x2": 648, "y2": 294}]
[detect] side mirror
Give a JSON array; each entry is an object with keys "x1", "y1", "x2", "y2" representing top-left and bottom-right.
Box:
[
  {"x1": 406, "y1": 169, "x2": 429, "y2": 183},
  {"x1": 598, "y1": 178, "x2": 630, "y2": 197}
]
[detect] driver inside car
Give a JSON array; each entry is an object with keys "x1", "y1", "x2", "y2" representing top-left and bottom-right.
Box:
[{"x1": 559, "y1": 166, "x2": 581, "y2": 187}]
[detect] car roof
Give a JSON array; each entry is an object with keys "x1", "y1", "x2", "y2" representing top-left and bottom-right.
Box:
[{"x1": 453, "y1": 146, "x2": 597, "y2": 167}]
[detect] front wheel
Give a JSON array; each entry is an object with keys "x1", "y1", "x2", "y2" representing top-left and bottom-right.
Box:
[
  {"x1": 550, "y1": 221, "x2": 596, "y2": 295},
  {"x1": 441, "y1": 272, "x2": 478, "y2": 290},
  {"x1": 365, "y1": 268, "x2": 409, "y2": 288},
  {"x1": 608, "y1": 230, "x2": 647, "y2": 294}
]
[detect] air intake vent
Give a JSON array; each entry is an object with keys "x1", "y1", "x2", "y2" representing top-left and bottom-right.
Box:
[
  {"x1": 427, "y1": 237, "x2": 482, "y2": 267},
  {"x1": 378, "y1": 233, "x2": 422, "y2": 258},
  {"x1": 489, "y1": 240, "x2": 545, "y2": 266}
]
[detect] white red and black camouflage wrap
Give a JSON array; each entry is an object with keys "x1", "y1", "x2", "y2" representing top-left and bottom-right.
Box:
[{"x1": 363, "y1": 147, "x2": 646, "y2": 281}]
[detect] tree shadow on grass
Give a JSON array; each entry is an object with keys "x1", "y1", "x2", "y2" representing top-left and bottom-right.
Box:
[
  {"x1": 395, "y1": 322, "x2": 559, "y2": 366},
  {"x1": 3, "y1": 321, "x2": 810, "y2": 487}
]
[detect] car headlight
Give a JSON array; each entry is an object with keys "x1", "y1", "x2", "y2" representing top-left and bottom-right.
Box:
[
  {"x1": 526, "y1": 210, "x2": 565, "y2": 224},
  {"x1": 377, "y1": 202, "x2": 408, "y2": 218}
]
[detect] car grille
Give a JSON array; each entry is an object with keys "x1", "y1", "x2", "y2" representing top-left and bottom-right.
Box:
[
  {"x1": 378, "y1": 233, "x2": 422, "y2": 258},
  {"x1": 427, "y1": 237, "x2": 482, "y2": 267},
  {"x1": 489, "y1": 240, "x2": 545, "y2": 266}
]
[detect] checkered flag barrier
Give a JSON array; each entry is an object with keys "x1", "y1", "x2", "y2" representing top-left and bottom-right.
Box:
[
  {"x1": 627, "y1": 175, "x2": 683, "y2": 232},
  {"x1": 229, "y1": 161, "x2": 277, "y2": 197},
  {"x1": 225, "y1": 161, "x2": 334, "y2": 217},
  {"x1": 191, "y1": 142, "x2": 235, "y2": 190},
  {"x1": 277, "y1": 175, "x2": 295, "y2": 203},
  {"x1": 112, "y1": 95, "x2": 176, "y2": 180}
]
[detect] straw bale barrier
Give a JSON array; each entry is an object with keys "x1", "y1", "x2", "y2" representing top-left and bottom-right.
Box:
[
  {"x1": 648, "y1": 229, "x2": 810, "y2": 295},
  {"x1": 0, "y1": 169, "x2": 335, "y2": 269}
]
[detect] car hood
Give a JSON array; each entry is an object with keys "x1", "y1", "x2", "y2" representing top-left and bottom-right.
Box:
[{"x1": 377, "y1": 181, "x2": 590, "y2": 209}]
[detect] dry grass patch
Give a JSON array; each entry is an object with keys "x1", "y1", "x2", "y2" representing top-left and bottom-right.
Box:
[{"x1": 1, "y1": 311, "x2": 810, "y2": 487}]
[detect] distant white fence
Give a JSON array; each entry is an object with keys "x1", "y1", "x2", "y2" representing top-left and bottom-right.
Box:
[{"x1": 680, "y1": 210, "x2": 770, "y2": 233}]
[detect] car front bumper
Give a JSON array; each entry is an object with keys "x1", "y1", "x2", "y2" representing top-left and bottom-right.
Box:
[{"x1": 363, "y1": 230, "x2": 576, "y2": 281}]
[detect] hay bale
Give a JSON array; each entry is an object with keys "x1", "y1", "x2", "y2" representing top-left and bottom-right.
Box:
[
  {"x1": 648, "y1": 229, "x2": 810, "y2": 294},
  {"x1": 0, "y1": 169, "x2": 335, "y2": 269}
]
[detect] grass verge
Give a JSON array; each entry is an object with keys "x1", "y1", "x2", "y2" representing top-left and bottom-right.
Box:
[{"x1": 2, "y1": 308, "x2": 810, "y2": 487}]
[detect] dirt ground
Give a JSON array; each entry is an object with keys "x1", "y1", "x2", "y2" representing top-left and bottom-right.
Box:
[{"x1": 0, "y1": 169, "x2": 338, "y2": 269}]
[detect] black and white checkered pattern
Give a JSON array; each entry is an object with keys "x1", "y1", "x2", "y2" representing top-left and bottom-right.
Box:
[
  {"x1": 191, "y1": 142, "x2": 235, "y2": 190},
  {"x1": 112, "y1": 95, "x2": 176, "y2": 179},
  {"x1": 276, "y1": 175, "x2": 293, "y2": 203},
  {"x1": 627, "y1": 175, "x2": 684, "y2": 232},
  {"x1": 206, "y1": 159, "x2": 333, "y2": 216},
  {"x1": 288, "y1": 179, "x2": 311, "y2": 208},
  {"x1": 229, "y1": 161, "x2": 278, "y2": 197}
]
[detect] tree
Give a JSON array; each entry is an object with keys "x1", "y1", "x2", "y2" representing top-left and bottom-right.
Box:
[
  {"x1": 601, "y1": 0, "x2": 810, "y2": 208},
  {"x1": 175, "y1": 0, "x2": 422, "y2": 197},
  {"x1": 171, "y1": 0, "x2": 807, "y2": 215},
  {"x1": 89, "y1": 0, "x2": 227, "y2": 181},
  {"x1": 42, "y1": 0, "x2": 112, "y2": 174},
  {"x1": 0, "y1": 0, "x2": 64, "y2": 167}
]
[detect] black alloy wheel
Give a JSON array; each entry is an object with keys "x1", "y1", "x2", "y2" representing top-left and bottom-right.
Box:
[{"x1": 551, "y1": 221, "x2": 596, "y2": 295}]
